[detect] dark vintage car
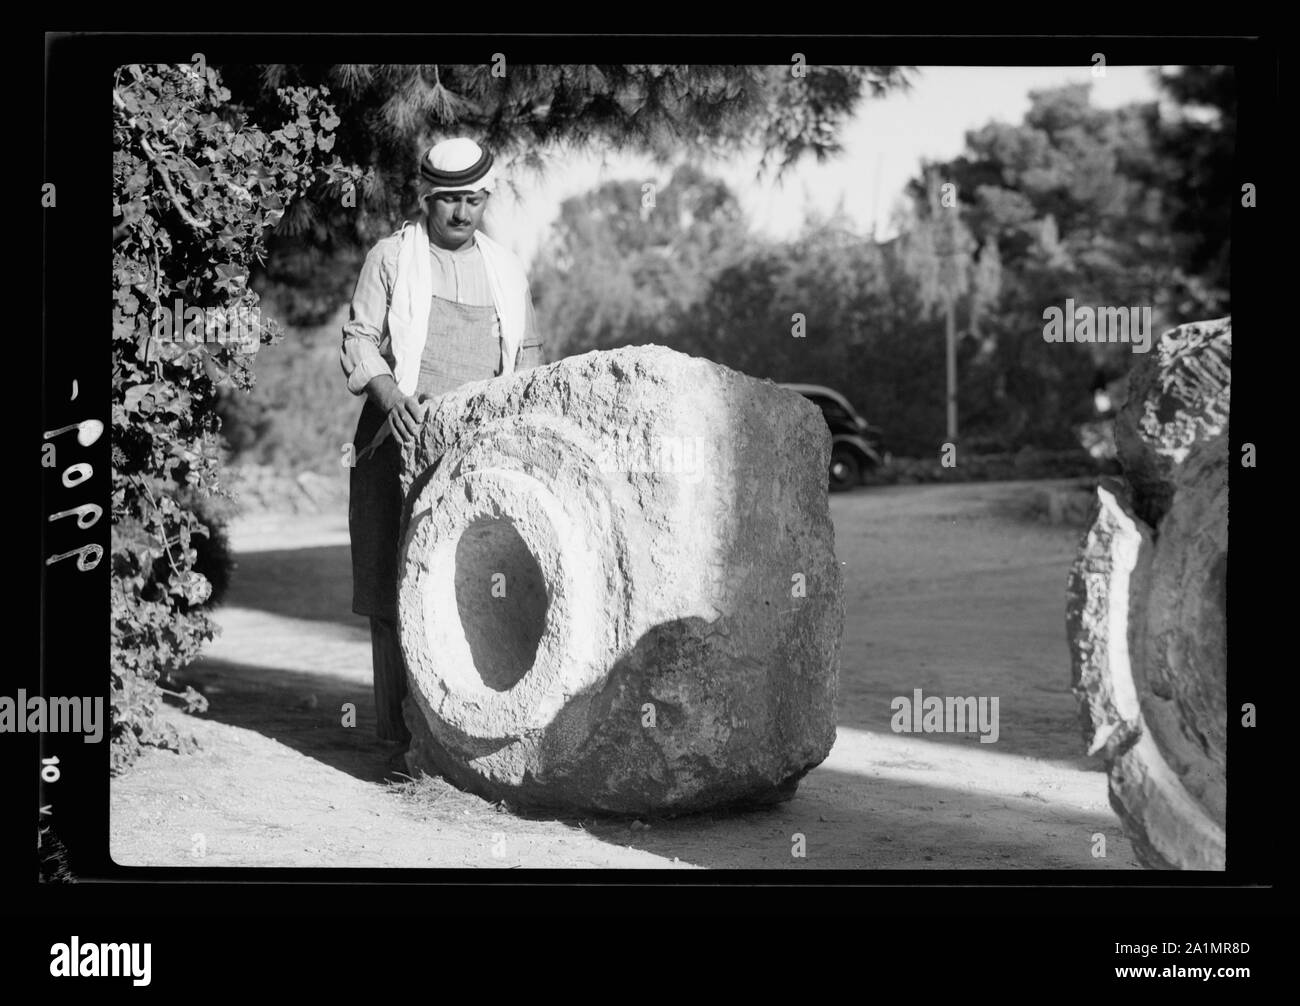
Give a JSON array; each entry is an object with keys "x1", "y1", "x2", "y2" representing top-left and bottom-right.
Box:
[{"x1": 780, "y1": 383, "x2": 886, "y2": 491}]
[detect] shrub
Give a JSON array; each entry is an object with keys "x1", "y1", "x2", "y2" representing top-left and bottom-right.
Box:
[
  {"x1": 864, "y1": 448, "x2": 1107, "y2": 486},
  {"x1": 111, "y1": 61, "x2": 359, "y2": 772}
]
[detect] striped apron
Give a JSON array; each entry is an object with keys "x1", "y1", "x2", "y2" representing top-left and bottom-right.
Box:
[{"x1": 349, "y1": 294, "x2": 502, "y2": 620}]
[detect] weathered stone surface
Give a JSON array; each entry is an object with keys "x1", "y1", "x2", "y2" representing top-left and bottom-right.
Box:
[
  {"x1": 1066, "y1": 317, "x2": 1229, "y2": 870},
  {"x1": 1114, "y1": 318, "x2": 1232, "y2": 527},
  {"x1": 395, "y1": 345, "x2": 843, "y2": 815}
]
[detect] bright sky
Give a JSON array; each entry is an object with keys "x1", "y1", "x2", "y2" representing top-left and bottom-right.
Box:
[{"x1": 484, "y1": 65, "x2": 1164, "y2": 270}]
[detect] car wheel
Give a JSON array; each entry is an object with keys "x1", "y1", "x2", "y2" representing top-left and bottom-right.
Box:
[{"x1": 828, "y1": 446, "x2": 861, "y2": 492}]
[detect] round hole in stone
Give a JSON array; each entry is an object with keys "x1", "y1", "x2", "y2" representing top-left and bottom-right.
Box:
[{"x1": 452, "y1": 516, "x2": 549, "y2": 692}]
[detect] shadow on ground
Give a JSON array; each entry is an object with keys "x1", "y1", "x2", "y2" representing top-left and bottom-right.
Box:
[
  {"x1": 226, "y1": 545, "x2": 364, "y2": 626},
  {"x1": 161, "y1": 482, "x2": 1128, "y2": 868},
  {"x1": 170, "y1": 649, "x2": 1129, "y2": 869},
  {"x1": 175, "y1": 656, "x2": 399, "y2": 785}
]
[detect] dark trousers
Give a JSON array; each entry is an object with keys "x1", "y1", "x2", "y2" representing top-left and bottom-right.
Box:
[{"x1": 369, "y1": 616, "x2": 411, "y2": 744}]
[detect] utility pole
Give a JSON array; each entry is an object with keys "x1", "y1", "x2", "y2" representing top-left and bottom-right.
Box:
[
  {"x1": 945, "y1": 290, "x2": 957, "y2": 443},
  {"x1": 915, "y1": 167, "x2": 971, "y2": 447}
]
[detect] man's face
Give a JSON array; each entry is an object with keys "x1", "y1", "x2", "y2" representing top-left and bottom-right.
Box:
[{"x1": 425, "y1": 188, "x2": 489, "y2": 249}]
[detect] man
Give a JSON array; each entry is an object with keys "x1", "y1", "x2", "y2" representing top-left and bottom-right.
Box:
[{"x1": 340, "y1": 137, "x2": 544, "y2": 758}]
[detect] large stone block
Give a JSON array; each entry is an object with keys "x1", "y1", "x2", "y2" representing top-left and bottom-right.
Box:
[
  {"x1": 395, "y1": 345, "x2": 843, "y2": 815},
  {"x1": 1066, "y1": 317, "x2": 1229, "y2": 870}
]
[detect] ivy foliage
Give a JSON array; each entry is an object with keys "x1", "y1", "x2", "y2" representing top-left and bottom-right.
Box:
[{"x1": 111, "y1": 61, "x2": 359, "y2": 772}]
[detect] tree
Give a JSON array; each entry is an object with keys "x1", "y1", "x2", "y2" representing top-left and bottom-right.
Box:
[
  {"x1": 532, "y1": 161, "x2": 982, "y2": 457},
  {"x1": 217, "y1": 63, "x2": 913, "y2": 324},
  {"x1": 531, "y1": 164, "x2": 750, "y2": 358},
  {"x1": 898, "y1": 169, "x2": 985, "y2": 443},
  {"x1": 904, "y1": 80, "x2": 1232, "y2": 451},
  {"x1": 1152, "y1": 65, "x2": 1234, "y2": 315}
]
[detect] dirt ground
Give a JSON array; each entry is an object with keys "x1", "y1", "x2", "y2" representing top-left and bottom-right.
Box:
[{"x1": 110, "y1": 478, "x2": 1140, "y2": 870}]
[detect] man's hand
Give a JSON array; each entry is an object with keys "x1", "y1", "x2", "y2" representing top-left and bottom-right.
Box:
[
  {"x1": 386, "y1": 394, "x2": 426, "y2": 445},
  {"x1": 365, "y1": 375, "x2": 426, "y2": 446}
]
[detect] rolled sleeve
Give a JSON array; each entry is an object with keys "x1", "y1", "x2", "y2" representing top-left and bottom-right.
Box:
[
  {"x1": 514, "y1": 285, "x2": 545, "y2": 371},
  {"x1": 341, "y1": 238, "x2": 398, "y2": 396}
]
